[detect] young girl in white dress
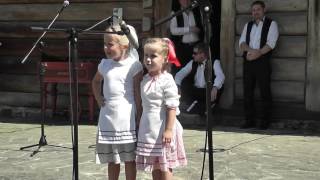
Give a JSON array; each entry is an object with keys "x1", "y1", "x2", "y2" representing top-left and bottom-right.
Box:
[
  {"x1": 92, "y1": 24, "x2": 143, "y2": 180},
  {"x1": 136, "y1": 38, "x2": 187, "y2": 180}
]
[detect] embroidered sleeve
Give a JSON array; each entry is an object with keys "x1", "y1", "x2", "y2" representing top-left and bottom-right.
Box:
[{"x1": 163, "y1": 74, "x2": 180, "y2": 108}]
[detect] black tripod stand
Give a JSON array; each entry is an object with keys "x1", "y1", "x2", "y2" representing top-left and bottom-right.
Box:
[
  {"x1": 19, "y1": 0, "x2": 72, "y2": 157},
  {"x1": 19, "y1": 61, "x2": 72, "y2": 157},
  {"x1": 155, "y1": 0, "x2": 216, "y2": 179}
]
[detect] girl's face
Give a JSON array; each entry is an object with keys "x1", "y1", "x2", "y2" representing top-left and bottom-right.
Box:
[
  {"x1": 104, "y1": 35, "x2": 127, "y2": 61},
  {"x1": 143, "y1": 43, "x2": 167, "y2": 76}
]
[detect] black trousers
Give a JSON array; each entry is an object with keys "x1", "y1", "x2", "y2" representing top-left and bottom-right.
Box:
[
  {"x1": 183, "y1": 86, "x2": 222, "y2": 116},
  {"x1": 190, "y1": 87, "x2": 207, "y2": 115},
  {"x1": 243, "y1": 57, "x2": 272, "y2": 123}
]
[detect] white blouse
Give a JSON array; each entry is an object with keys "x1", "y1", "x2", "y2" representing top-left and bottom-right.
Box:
[
  {"x1": 175, "y1": 59, "x2": 225, "y2": 89},
  {"x1": 137, "y1": 72, "x2": 180, "y2": 156}
]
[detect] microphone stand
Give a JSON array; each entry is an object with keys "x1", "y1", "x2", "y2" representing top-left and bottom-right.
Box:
[
  {"x1": 154, "y1": 0, "x2": 215, "y2": 179},
  {"x1": 19, "y1": 0, "x2": 72, "y2": 157},
  {"x1": 21, "y1": 1, "x2": 69, "y2": 64},
  {"x1": 202, "y1": 3, "x2": 215, "y2": 180},
  {"x1": 28, "y1": 26, "x2": 123, "y2": 180}
]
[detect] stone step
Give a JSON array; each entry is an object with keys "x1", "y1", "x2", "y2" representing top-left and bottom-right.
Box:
[{"x1": 1, "y1": 102, "x2": 320, "y2": 133}]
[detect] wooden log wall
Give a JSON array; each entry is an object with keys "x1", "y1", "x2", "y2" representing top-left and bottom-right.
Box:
[
  {"x1": 233, "y1": 0, "x2": 308, "y2": 103},
  {"x1": 0, "y1": 0, "x2": 142, "y2": 111},
  {"x1": 306, "y1": 0, "x2": 320, "y2": 111}
]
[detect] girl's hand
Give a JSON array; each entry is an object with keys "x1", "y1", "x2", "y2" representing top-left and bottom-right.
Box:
[
  {"x1": 162, "y1": 129, "x2": 173, "y2": 145},
  {"x1": 97, "y1": 96, "x2": 105, "y2": 107}
]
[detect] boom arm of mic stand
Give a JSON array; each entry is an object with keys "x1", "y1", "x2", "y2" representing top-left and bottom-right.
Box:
[
  {"x1": 20, "y1": 1, "x2": 69, "y2": 64},
  {"x1": 30, "y1": 27, "x2": 124, "y2": 38},
  {"x1": 154, "y1": 1, "x2": 199, "y2": 28}
]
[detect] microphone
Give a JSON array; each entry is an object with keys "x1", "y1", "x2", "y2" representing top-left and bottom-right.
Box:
[
  {"x1": 58, "y1": 0, "x2": 69, "y2": 13},
  {"x1": 63, "y1": 0, "x2": 69, "y2": 7},
  {"x1": 119, "y1": 20, "x2": 139, "y2": 49}
]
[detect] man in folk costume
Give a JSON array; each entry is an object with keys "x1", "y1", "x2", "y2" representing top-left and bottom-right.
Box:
[
  {"x1": 175, "y1": 42, "x2": 225, "y2": 116},
  {"x1": 170, "y1": 0, "x2": 204, "y2": 69},
  {"x1": 239, "y1": 1, "x2": 279, "y2": 129}
]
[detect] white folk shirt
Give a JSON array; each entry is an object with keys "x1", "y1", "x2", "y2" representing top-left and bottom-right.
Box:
[
  {"x1": 170, "y1": 10, "x2": 200, "y2": 44},
  {"x1": 239, "y1": 17, "x2": 279, "y2": 50},
  {"x1": 175, "y1": 59, "x2": 225, "y2": 89},
  {"x1": 137, "y1": 72, "x2": 180, "y2": 156}
]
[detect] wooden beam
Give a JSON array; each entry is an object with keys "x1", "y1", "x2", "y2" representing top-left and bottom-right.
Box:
[
  {"x1": 236, "y1": 0, "x2": 308, "y2": 13},
  {"x1": 153, "y1": 0, "x2": 171, "y2": 37},
  {"x1": 220, "y1": 0, "x2": 235, "y2": 108},
  {"x1": 235, "y1": 57, "x2": 306, "y2": 81},
  {"x1": 0, "y1": 38, "x2": 105, "y2": 58},
  {"x1": 235, "y1": 80, "x2": 305, "y2": 102},
  {"x1": 0, "y1": 91, "x2": 91, "y2": 109},
  {"x1": 0, "y1": 2, "x2": 142, "y2": 21},
  {"x1": 0, "y1": 0, "x2": 139, "y2": 3},
  {"x1": 0, "y1": 21, "x2": 142, "y2": 39},
  {"x1": 235, "y1": 36, "x2": 307, "y2": 58},
  {"x1": 0, "y1": 74, "x2": 93, "y2": 94},
  {"x1": 236, "y1": 12, "x2": 308, "y2": 35},
  {"x1": 306, "y1": 0, "x2": 320, "y2": 111}
]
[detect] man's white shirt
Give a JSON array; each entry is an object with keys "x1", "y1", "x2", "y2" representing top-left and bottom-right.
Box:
[
  {"x1": 175, "y1": 59, "x2": 225, "y2": 89},
  {"x1": 239, "y1": 17, "x2": 279, "y2": 49}
]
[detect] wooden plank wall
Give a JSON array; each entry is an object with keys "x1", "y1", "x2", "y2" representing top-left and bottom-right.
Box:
[
  {"x1": 306, "y1": 0, "x2": 320, "y2": 111},
  {"x1": 0, "y1": 0, "x2": 142, "y2": 110},
  {"x1": 234, "y1": 0, "x2": 308, "y2": 103}
]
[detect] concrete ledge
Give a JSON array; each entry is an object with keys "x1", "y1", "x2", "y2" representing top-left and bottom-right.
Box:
[{"x1": 1, "y1": 104, "x2": 320, "y2": 133}]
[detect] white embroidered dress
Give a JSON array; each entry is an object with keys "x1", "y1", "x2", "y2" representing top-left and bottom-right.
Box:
[
  {"x1": 95, "y1": 55, "x2": 142, "y2": 164},
  {"x1": 136, "y1": 72, "x2": 187, "y2": 171}
]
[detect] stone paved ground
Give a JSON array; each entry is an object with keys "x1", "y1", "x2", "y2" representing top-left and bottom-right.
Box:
[{"x1": 0, "y1": 120, "x2": 320, "y2": 180}]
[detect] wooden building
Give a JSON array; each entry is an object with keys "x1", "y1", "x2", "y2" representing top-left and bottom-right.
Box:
[
  {"x1": 220, "y1": 0, "x2": 320, "y2": 116},
  {"x1": 0, "y1": 0, "x2": 319, "y2": 122}
]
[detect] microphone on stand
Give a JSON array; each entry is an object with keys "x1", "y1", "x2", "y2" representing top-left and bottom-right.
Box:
[
  {"x1": 63, "y1": 0, "x2": 69, "y2": 7},
  {"x1": 119, "y1": 20, "x2": 139, "y2": 49},
  {"x1": 58, "y1": 0, "x2": 70, "y2": 13},
  {"x1": 21, "y1": 0, "x2": 70, "y2": 64}
]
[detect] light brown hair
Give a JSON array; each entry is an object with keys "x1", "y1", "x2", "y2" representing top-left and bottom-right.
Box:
[{"x1": 143, "y1": 38, "x2": 171, "y2": 72}]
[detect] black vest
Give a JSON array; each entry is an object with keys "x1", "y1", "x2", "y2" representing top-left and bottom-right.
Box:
[
  {"x1": 181, "y1": 60, "x2": 217, "y2": 89},
  {"x1": 170, "y1": 7, "x2": 204, "y2": 43},
  {"x1": 243, "y1": 17, "x2": 273, "y2": 60}
]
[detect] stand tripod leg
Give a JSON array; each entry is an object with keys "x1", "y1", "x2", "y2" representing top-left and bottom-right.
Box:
[
  {"x1": 19, "y1": 63, "x2": 71, "y2": 156},
  {"x1": 30, "y1": 135, "x2": 48, "y2": 157},
  {"x1": 20, "y1": 134, "x2": 47, "y2": 150},
  {"x1": 20, "y1": 143, "x2": 41, "y2": 150},
  {"x1": 19, "y1": 64, "x2": 48, "y2": 156}
]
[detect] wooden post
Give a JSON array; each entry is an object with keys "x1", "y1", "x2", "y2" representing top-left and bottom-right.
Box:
[
  {"x1": 220, "y1": 0, "x2": 235, "y2": 108},
  {"x1": 153, "y1": 0, "x2": 171, "y2": 37},
  {"x1": 306, "y1": 0, "x2": 320, "y2": 111}
]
